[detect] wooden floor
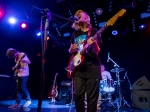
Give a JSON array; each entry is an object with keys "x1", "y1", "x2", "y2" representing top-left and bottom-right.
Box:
[{"x1": 0, "y1": 99, "x2": 149, "y2": 112}]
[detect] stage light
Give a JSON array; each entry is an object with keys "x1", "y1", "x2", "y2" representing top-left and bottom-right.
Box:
[
  {"x1": 9, "y1": 18, "x2": 16, "y2": 24},
  {"x1": 63, "y1": 32, "x2": 70, "y2": 37},
  {"x1": 96, "y1": 8, "x2": 103, "y2": 15},
  {"x1": 139, "y1": 24, "x2": 146, "y2": 29},
  {"x1": 47, "y1": 36, "x2": 50, "y2": 40},
  {"x1": 21, "y1": 23, "x2": 27, "y2": 28},
  {"x1": 37, "y1": 32, "x2": 41, "y2": 36},
  {"x1": 0, "y1": 9, "x2": 3, "y2": 18},
  {"x1": 112, "y1": 30, "x2": 118, "y2": 35}
]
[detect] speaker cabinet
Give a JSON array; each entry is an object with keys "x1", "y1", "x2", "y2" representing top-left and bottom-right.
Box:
[
  {"x1": 132, "y1": 76, "x2": 150, "y2": 110},
  {"x1": 59, "y1": 81, "x2": 72, "y2": 103}
]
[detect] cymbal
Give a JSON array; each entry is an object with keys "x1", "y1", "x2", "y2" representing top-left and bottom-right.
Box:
[
  {"x1": 114, "y1": 80, "x2": 125, "y2": 83},
  {"x1": 0, "y1": 74, "x2": 10, "y2": 77},
  {"x1": 110, "y1": 68, "x2": 125, "y2": 73}
]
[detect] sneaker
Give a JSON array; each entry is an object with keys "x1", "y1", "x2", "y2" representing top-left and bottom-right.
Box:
[
  {"x1": 23, "y1": 101, "x2": 31, "y2": 107},
  {"x1": 8, "y1": 103, "x2": 21, "y2": 108}
]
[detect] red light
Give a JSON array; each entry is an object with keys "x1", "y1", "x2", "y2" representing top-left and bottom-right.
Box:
[
  {"x1": 0, "y1": 9, "x2": 4, "y2": 18},
  {"x1": 46, "y1": 36, "x2": 50, "y2": 40},
  {"x1": 21, "y1": 23, "x2": 27, "y2": 28}
]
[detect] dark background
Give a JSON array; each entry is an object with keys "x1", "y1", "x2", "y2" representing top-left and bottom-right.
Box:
[{"x1": 0, "y1": 0, "x2": 150, "y2": 103}]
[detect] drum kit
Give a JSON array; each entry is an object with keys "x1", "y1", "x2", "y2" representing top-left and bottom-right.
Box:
[
  {"x1": 99, "y1": 53, "x2": 131, "y2": 111},
  {"x1": 99, "y1": 67, "x2": 131, "y2": 111}
]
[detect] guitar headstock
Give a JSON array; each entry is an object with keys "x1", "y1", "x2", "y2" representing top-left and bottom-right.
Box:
[{"x1": 106, "y1": 9, "x2": 126, "y2": 27}]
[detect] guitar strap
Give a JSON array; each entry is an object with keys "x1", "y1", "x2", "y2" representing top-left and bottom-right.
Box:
[{"x1": 87, "y1": 28, "x2": 101, "y2": 64}]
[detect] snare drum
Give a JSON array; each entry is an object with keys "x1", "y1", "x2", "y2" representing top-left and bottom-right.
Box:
[{"x1": 100, "y1": 79, "x2": 115, "y2": 93}]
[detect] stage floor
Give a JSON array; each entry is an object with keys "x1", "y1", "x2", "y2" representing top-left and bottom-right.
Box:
[{"x1": 0, "y1": 99, "x2": 149, "y2": 112}]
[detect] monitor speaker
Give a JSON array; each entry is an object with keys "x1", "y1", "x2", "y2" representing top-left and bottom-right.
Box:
[{"x1": 131, "y1": 76, "x2": 150, "y2": 110}]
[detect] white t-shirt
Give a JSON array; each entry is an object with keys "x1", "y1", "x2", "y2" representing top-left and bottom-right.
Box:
[
  {"x1": 15, "y1": 52, "x2": 30, "y2": 77},
  {"x1": 101, "y1": 71, "x2": 112, "y2": 80}
]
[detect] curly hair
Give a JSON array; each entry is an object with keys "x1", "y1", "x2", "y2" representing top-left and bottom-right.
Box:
[{"x1": 6, "y1": 48, "x2": 18, "y2": 58}]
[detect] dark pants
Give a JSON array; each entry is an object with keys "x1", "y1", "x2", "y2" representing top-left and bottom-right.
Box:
[
  {"x1": 74, "y1": 77, "x2": 100, "y2": 112},
  {"x1": 16, "y1": 76, "x2": 31, "y2": 104}
]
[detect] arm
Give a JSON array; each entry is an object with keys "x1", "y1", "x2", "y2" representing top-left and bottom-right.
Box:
[
  {"x1": 87, "y1": 38, "x2": 100, "y2": 54},
  {"x1": 68, "y1": 43, "x2": 77, "y2": 54},
  {"x1": 68, "y1": 32, "x2": 78, "y2": 54},
  {"x1": 107, "y1": 71, "x2": 112, "y2": 79},
  {"x1": 87, "y1": 28, "x2": 103, "y2": 54},
  {"x1": 20, "y1": 56, "x2": 31, "y2": 64}
]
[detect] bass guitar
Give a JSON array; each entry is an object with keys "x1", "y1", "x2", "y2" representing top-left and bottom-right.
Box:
[
  {"x1": 66, "y1": 9, "x2": 126, "y2": 78},
  {"x1": 48, "y1": 72, "x2": 58, "y2": 99}
]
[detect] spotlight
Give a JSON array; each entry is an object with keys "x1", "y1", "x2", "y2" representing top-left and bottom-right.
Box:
[
  {"x1": 37, "y1": 32, "x2": 41, "y2": 36},
  {"x1": 96, "y1": 8, "x2": 103, "y2": 15},
  {"x1": 9, "y1": 18, "x2": 16, "y2": 24},
  {"x1": 21, "y1": 23, "x2": 27, "y2": 29},
  {"x1": 112, "y1": 30, "x2": 118, "y2": 35},
  {"x1": 139, "y1": 24, "x2": 146, "y2": 29},
  {"x1": 0, "y1": 9, "x2": 4, "y2": 18}
]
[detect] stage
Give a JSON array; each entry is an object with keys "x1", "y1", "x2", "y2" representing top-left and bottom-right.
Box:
[{"x1": 0, "y1": 99, "x2": 149, "y2": 112}]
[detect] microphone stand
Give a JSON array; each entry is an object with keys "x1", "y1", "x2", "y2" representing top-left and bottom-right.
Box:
[
  {"x1": 32, "y1": 7, "x2": 76, "y2": 112},
  {"x1": 107, "y1": 54, "x2": 122, "y2": 112}
]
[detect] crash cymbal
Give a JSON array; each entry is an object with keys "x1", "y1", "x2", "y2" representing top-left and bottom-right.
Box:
[
  {"x1": 110, "y1": 68, "x2": 125, "y2": 73},
  {"x1": 0, "y1": 74, "x2": 10, "y2": 77}
]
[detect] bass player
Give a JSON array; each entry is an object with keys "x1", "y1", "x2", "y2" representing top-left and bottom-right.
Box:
[{"x1": 68, "y1": 9, "x2": 103, "y2": 112}]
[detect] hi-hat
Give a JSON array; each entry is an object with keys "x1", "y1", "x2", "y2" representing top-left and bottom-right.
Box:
[{"x1": 110, "y1": 68, "x2": 125, "y2": 73}]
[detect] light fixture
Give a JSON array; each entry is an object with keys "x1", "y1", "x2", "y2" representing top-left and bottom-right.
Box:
[{"x1": 96, "y1": 8, "x2": 103, "y2": 15}]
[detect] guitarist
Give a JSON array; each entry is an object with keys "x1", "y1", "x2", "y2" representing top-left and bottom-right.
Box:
[
  {"x1": 68, "y1": 9, "x2": 103, "y2": 112},
  {"x1": 6, "y1": 48, "x2": 31, "y2": 108}
]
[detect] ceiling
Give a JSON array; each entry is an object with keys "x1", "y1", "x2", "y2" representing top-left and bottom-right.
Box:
[{"x1": 0, "y1": 0, "x2": 150, "y2": 46}]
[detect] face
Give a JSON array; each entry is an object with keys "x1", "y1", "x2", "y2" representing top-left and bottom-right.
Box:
[{"x1": 74, "y1": 11, "x2": 90, "y2": 23}]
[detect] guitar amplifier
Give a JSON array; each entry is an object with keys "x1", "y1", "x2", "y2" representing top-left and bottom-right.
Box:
[{"x1": 59, "y1": 81, "x2": 72, "y2": 103}]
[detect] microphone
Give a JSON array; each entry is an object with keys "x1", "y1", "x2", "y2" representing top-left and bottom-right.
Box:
[
  {"x1": 107, "y1": 52, "x2": 110, "y2": 62},
  {"x1": 124, "y1": 71, "x2": 127, "y2": 79},
  {"x1": 69, "y1": 16, "x2": 79, "y2": 21}
]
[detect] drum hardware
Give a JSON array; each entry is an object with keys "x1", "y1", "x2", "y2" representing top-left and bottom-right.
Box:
[
  {"x1": 107, "y1": 52, "x2": 130, "y2": 112},
  {"x1": 100, "y1": 78, "x2": 116, "y2": 110}
]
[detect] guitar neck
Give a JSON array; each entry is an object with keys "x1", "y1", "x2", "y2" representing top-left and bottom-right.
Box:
[
  {"x1": 80, "y1": 25, "x2": 107, "y2": 55},
  {"x1": 93, "y1": 25, "x2": 107, "y2": 39}
]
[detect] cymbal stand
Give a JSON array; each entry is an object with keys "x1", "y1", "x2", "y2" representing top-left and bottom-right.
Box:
[
  {"x1": 107, "y1": 53, "x2": 122, "y2": 112},
  {"x1": 123, "y1": 71, "x2": 131, "y2": 107}
]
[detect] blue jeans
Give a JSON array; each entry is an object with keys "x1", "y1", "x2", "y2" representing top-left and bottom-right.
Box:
[{"x1": 16, "y1": 76, "x2": 31, "y2": 104}]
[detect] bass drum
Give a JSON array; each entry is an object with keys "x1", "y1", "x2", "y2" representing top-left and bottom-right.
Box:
[{"x1": 100, "y1": 79, "x2": 115, "y2": 93}]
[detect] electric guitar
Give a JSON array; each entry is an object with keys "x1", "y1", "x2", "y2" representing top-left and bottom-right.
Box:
[
  {"x1": 48, "y1": 72, "x2": 58, "y2": 98},
  {"x1": 66, "y1": 9, "x2": 126, "y2": 78},
  {"x1": 13, "y1": 54, "x2": 26, "y2": 76}
]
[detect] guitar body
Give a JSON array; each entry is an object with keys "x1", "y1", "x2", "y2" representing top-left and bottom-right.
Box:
[
  {"x1": 48, "y1": 73, "x2": 58, "y2": 99},
  {"x1": 67, "y1": 52, "x2": 85, "y2": 78},
  {"x1": 48, "y1": 86, "x2": 58, "y2": 98}
]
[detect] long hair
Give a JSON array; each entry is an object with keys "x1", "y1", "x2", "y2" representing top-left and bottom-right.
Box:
[
  {"x1": 71, "y1": 10, "x2": 92, "y2": 31},
  {"x1": 6, "y1": 48, "x2": 18, "y2": 58}
]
